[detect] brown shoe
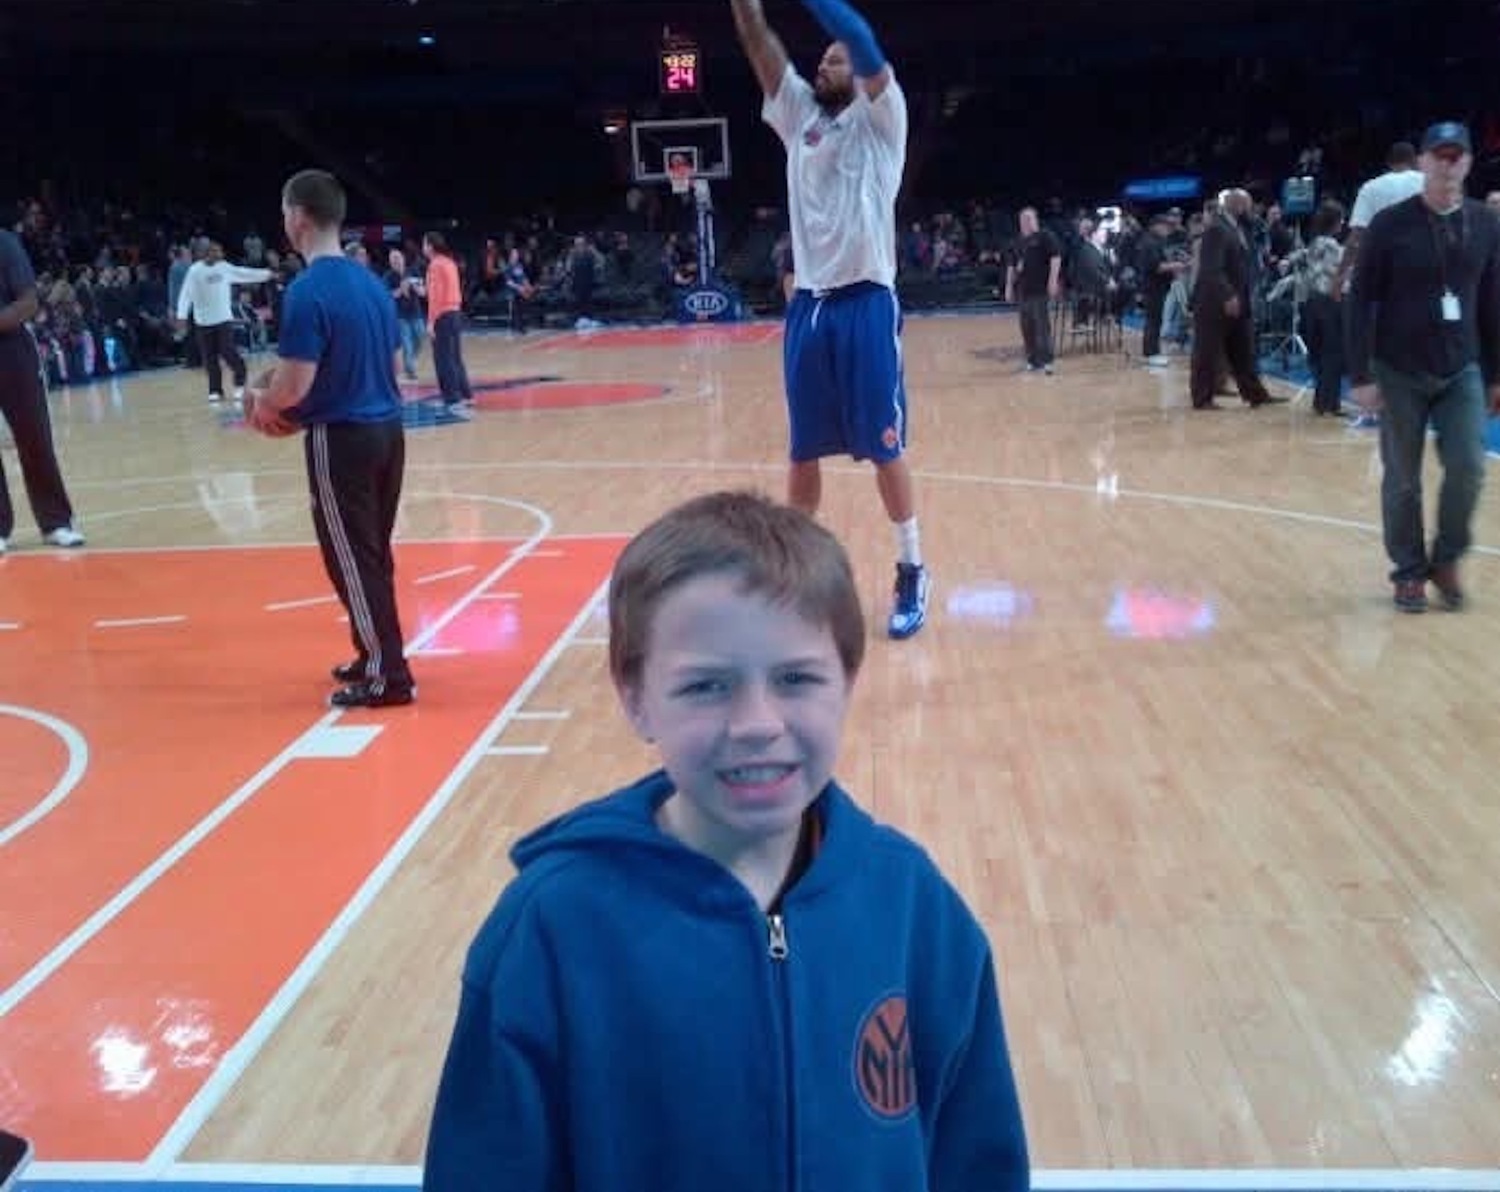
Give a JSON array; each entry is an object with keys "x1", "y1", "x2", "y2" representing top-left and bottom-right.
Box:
[
  {"x1": 1393, "y1": 579, "x2": 1428, "y2": 613},
  {"x1": 1429, "y1": 564, "x2": 1465, "y2": 611}
]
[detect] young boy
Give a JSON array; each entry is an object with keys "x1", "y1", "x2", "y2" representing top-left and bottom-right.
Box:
[{"x1": 424, "y1": 491, "x2": 1029, "y2": 1191}]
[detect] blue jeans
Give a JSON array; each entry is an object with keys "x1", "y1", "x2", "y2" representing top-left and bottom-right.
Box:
[
  {"x1": 398, "y1": 317, "x2": 425, "y2": 379},
  {"x1": 1373, "y1": 360, "x2": 1488, "y2": 582}
]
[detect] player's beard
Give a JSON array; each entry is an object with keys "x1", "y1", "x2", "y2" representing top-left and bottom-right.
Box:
[{"x1": 815, "y1": 78, "x2": 854, "y2": 112}]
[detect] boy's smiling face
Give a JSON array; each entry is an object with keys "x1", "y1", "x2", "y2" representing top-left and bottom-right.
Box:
[{"x1": 619, "y1": 571, "x2": 851, "y2": 864}]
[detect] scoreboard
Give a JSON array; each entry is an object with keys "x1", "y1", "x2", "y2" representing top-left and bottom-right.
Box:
[{"x1": 660, "y1": 44, "x2": 701, "y2": 95}]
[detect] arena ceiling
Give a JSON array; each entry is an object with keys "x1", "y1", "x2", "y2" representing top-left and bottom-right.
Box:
[{"x1": 3, "y1": 0, "x2": 1432, "y2": 68}]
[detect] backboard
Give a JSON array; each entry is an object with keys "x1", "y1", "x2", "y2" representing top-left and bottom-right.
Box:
[{"x1": 632, "y1": 118, "x2": 731, "y2": 185}]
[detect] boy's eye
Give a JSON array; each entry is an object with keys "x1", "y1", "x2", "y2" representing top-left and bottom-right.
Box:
[
  {"x1": 676, "y1": 678, "x2": 726, "y2": 697},
  {"x1": 779, "y1": 670, "x2": 825, "y2": 687}
]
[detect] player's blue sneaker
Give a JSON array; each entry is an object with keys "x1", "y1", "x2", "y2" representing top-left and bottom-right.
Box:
[{"x1": 888, "y1": 562, "x2": 931, "y2": 639}]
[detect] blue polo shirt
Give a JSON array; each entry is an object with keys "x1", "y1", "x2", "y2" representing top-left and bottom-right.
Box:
[{"x1": 278, "y1": 256, "x2": 402, "y2": 424}]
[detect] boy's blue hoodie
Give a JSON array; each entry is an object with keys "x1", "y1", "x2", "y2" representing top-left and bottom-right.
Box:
[{"x1": 424, "y1": 769, "x2": 1029, "y2": 1191}]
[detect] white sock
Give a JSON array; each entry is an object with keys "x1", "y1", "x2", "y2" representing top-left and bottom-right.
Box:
[{"x1": 895, "y1": 518, "x2": 922, "y2": 567}]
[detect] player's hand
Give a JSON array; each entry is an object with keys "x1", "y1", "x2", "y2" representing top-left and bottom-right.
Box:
[
  {"x1": 1350, "y1": 383, "x2": 1382, "y2": 412},
  {"x1": 246, "y1": 392, "x2": 298, "y2": 437}
]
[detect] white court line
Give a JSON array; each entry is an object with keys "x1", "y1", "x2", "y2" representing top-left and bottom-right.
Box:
[
  {"x1": 148, "y1": 578, "x2": 612, "y2": 1167},
  {"x1": 0, "y1": 621, "x2": 20, "y2": 630},
  {"x1": 485, "y1": 745, "x2": 550, "y2": 757},
  {"x1": 0, "y1": 705, "x2": 89, "y2": 847},
  {"x1": 477, "y1": 591, "x2": 521, "y2": 600},
  {"x1": 19, "y1": 1162, "x2": 1500, "y2": 1190},
  {"x1": 410, "y1": 646, "x2": 464, "y2": 658},
  {"x1": 0, "y1": 495, "x2": 554, "y2": 1026},
  {"x1": 524, "y1": 548, "x2": 566, "y2": 558},
  {"x1": 94, "y1": 615, "x2": 187, "y2": 629},
  {"x1": 415, "y1": 564, "x2": 477, "y2": 586},
  {"x1": 0, "y1": 708, "x2": 339, "y2": 1020},
  {"x1": 570, "y1": 635, "x2": 607, "y2": 646},
  {"x1": 56, "y1": 463, "x2": 1500, "y2": 563},
  {"x1": 264, "y1": 595, "x2": 339, "y2": 612},
  {"x1": 514, "y1": 710, "x2": 570, "y2": 721}
]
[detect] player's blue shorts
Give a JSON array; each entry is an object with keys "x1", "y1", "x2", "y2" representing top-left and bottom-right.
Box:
[{"x1": 783, "y1": 281, "x2": 907, "y2": 464}]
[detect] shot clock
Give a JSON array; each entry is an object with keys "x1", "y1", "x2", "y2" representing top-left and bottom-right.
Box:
[{"x1": 660, "y1": 44, "x2": 701, "y2": 95}]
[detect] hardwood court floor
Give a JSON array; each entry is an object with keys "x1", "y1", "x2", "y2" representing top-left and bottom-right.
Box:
[{"x1": 3, "y1": 314, "x2": 1498, "y2": 1177}]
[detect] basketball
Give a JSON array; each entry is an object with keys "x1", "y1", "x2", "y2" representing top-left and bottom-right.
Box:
[{"x1": 251, "y1": 364, "x2": 278, "y2": 394}]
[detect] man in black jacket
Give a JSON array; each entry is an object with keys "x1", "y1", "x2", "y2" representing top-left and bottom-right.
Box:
[
  {"x1": 1189, "y1": 189, "x2": 1275, "y2": 410},
  {"x1": 1347, "y1": 121, "x2": 1500, "y2": 613}
]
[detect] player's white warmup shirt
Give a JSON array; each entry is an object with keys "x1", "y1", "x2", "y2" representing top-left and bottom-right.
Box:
[
  {"x1": 175, "y1": 260, "x2": 274, "y2": 327},
  {"x1": 763, "y1": 64, "x2": 906, "y2": 293},
  {"x1": 1350, "y1": 169, "x2": 1424, "y2": 229}
]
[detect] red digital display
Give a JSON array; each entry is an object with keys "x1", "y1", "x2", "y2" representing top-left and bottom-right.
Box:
[{"x1": 661, "y1": 48, "x2": 700, "y2": 94}]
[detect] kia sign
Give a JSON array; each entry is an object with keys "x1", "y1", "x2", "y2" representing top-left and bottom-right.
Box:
[{"x1": 676, "y1": 284, "x2": 740, "y2": 324}]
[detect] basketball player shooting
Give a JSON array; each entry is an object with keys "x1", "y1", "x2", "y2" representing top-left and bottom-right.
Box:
[{"x1": 730, "y1": 0, "x2": 930, "y2": 639}]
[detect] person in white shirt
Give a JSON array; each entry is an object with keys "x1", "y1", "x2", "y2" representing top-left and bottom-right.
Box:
[
  {"x1": 730, "y1": 0, "x2": 930, "y2": 640},
  {"x1": 1331, "y1": 141, "x2": 1424, "y2": 428},
  {"x1": 1331, "y1": 140, "x2": 1423, "y2": 303},
  {"x1": 174, "y1": 241, "x2": 273, "y2": 403}
]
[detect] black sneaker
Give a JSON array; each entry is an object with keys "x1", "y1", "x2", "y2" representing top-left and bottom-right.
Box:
[
  {"x1": 332, "y1": 659, "x2": 369, "y2": 683},
  {"x1": 1393, "y1": 579, "x2": 1428, "y2": 614},
  {"x1": 330, "y1": 680, "x2": 416, "y2": 708},
  {"x1": 1429, "y1": 564, "x2": 1465, "y2": 611}
]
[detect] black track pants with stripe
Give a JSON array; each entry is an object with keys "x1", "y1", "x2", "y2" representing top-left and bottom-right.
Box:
[
  {"x1": 0, "y1": 329, "x2": 75, "y2": 539},
  {"x1": 304, "y1": 418, "x2": 412, "y2": 689}
]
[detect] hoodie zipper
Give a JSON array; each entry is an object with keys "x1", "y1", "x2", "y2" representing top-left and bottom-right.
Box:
[{"x1": 767, "y1": 912, "x2": 796, "y2": 1190}]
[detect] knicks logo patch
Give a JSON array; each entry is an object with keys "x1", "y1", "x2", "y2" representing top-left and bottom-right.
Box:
[
  {"x1": 881, "y1": 426, "x2": 900, "y2": 451},
  {"x1": 852, "y1": 994, "x2": 916, "y2": 1119},
  {"x1": 803, "y1": 128, "x2": 824, "y2": 147}
]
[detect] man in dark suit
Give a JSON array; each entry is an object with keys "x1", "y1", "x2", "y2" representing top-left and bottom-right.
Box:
[{"x1": 1190, "y1": 188, "x2": 1276, "y2": 410}]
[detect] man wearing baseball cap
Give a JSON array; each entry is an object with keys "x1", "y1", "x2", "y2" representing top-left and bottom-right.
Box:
[{"x1": 1347, "y1": 121, "x2": 1500, "y2": 613}]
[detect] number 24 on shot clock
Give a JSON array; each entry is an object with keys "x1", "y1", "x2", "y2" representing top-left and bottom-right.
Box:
[{"x1": 661, "y1": 47, "x2": 700, "y2": 94}]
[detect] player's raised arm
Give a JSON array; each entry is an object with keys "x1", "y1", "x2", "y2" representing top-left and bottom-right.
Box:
[
  {"x1": 730, "y1": 0, "x2": 791, "y2": 98},
  {"x1": 799, "y1": 0, "x2": 891, "y2": 99}
]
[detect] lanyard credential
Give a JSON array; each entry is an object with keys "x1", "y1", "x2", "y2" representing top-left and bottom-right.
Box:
[{"x1": 1427, "y1": 203, "x2": 1468, "y2": 323}]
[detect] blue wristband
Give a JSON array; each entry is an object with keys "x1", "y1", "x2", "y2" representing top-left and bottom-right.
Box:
[{"x1": 800, "y1": 0, "x2": 886, "y2": 78}]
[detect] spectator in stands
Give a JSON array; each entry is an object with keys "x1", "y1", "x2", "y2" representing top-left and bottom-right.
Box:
[
  {"x1": 1137, "y1": 212, "x2": 1188, "y2": 366},
  {"x1": 566, "y1": 234, "x2": 605, "y2": 329},
  {"x1": 1286, "y1": 199, "x2": 1347, "y2": 416},
  {"x1": 610, "y1": 231, "x2": 636, "y2": 283},
  {"x1": 385, "y1": 247, "x2": 425, "y2": 379},
  {"x1": 481, "y1": 238, "x2": 504, "y2": 297},
  {"x1": 503, "y1": 247, "x2": 535, "y2": 333},
  {"x1": 167, "y1": 244, "x2": 199, "y2": 366},
  {"x1": 132, "y1": 263, "x2": 177, "y2": 365}
]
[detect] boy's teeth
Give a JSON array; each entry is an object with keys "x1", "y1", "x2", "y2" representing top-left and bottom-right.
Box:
[{"x1": 725, "y1": 765, "x2": 791, "y2": 783}]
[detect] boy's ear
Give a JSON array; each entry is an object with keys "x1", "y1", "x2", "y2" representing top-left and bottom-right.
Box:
[{"x1": 615, "y1": 679, "x2": 654, "y2": 743}]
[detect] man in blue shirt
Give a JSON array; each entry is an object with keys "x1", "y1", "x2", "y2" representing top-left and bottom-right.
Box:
[{"x1": 247, "y1": 169, "x2": 414, "y2": 707}]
